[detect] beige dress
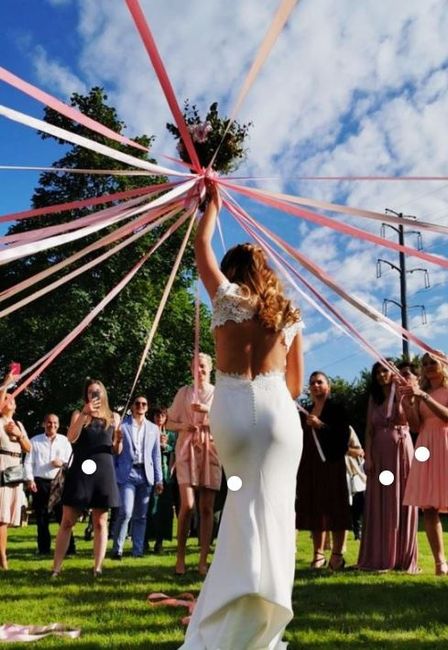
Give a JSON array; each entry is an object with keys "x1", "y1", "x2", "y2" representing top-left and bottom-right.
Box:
[
  {"x1": 0, "y1": 418, "x2": 25, "y2": 526},
  {"x1": 169, "y1": 384, "x2": 222, "y2": 490}
]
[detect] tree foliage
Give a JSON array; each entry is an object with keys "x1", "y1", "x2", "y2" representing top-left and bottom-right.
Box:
[{"x1": 0, "y1": 88, "x2": 213, "y2": 433}]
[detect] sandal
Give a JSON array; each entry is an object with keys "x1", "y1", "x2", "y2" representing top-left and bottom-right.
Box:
[
  {"x1": 435, "y1": 561, "x2": 448, "y2": 576},
  {"x1": 310, "y1": 553, "x2": 327, "y2": 569},
  {"x1": 329, "y1": 553, "x2": 346, "y2": 571}
]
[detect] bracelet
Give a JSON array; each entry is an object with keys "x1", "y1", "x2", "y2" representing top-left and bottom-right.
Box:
[{"x1": 421, "y1": 392, "x2": 430, "y2": 402}]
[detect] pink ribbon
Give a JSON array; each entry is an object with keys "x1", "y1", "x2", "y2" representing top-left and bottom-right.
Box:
[
  {"x1": 125, "y1": 0, "x2": 201, "y2": 173},
  {"x1": 0, "y1": 65, "x2": 147, "y2": 153},
  {"x1": 0, "y1": 623, "x2": 80, "y2": 642},
  {"x1": 147, "y1": 592, "x2": 196, "y2": 626},
  {"x1": 12, "y1": 209, "x2": 191, "y2": 397},
  {"x1": 221, "y1": 180, "x2": 448, "y2": 270}
]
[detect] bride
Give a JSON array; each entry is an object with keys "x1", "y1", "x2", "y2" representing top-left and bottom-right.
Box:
[{"x1": 179, "y1": 184, "x2": 304, "y2": 650}]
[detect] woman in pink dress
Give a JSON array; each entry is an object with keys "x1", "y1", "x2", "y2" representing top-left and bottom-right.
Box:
[
  {"x1": 402, "y1": 352, "x2": 448, "y2": 575},
  {"x1": 357, "y1": 361, "x2": 418, "y2": 573},
  {"x1": 167, "y1": 353, "x2": 221, "y2": 576}
]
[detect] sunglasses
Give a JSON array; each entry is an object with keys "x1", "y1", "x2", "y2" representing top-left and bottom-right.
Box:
[{"x1": 134, "y1": 401, "x2": 148, "y2": 406}]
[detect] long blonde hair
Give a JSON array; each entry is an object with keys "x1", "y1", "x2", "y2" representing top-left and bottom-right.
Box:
[
  {"x1": 220, "y1": 243, "x2": 300, "y2": 331},
  {"x1": 420, "y1": 352, "x2": 448, "y2": 391},
  {"x1": 83, "y1": 378, "x2": 114, "y2": 427}
]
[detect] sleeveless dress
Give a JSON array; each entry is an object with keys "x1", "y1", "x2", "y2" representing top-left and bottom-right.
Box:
[
  {"x1": 357, "y1": 399, "x2": 418, "y2": 572},
  {"x1": 403, "y1": 386, "x2": 448, "y2": 511},
  {"x1": 179, "y1": 281, "x2": 303, "y2": 650},
  {"x1": 0, "y1": 419, "x2": 25, "y2": 526},
  {"x1": 62, "y1": 418, "x2": 120, "y2": 510}
]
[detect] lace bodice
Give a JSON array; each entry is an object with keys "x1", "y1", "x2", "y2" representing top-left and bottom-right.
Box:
[{"x1": 211, "y1": 281, "x2": 302, "y2": 351}]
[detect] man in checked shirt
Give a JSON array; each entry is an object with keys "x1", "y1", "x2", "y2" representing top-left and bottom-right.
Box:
[{"x1": 24, "y1": 414, "x2": 75, "y2": 556}]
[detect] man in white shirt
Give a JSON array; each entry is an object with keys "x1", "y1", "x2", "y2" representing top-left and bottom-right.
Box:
[
  {"x1": 24, "y1": 413, "x2": 74, "y2": 555},
  {"x1": 112, "y1": 396, "x2": 163, "y2": 558}
]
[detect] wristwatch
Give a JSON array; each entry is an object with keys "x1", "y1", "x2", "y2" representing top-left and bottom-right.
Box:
[{"x1": 420, "y1": 392, "x2": 430, "y2": 401}]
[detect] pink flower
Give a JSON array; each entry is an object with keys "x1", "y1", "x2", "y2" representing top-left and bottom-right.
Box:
[{"x1": 189, "y1": 121, "x2": 212, "y2": 143}]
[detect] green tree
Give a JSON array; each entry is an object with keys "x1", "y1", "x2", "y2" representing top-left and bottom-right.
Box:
[{"x1": 0, "y1": 88, "x2": 213, "y2": 433}]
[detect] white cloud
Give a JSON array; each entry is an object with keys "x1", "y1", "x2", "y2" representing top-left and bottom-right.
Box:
[{"x1": 32, "y1": 45, "x2": 87, "y2": 99}]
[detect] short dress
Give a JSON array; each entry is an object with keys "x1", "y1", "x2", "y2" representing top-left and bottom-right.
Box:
[
  {"x1": 169, "y1": 384, "x2": 222, "y2": 490},
  {"x1": 403, "y1": 386, "x2": 448, "y2": 511},
  {"x1": 0, "y1": 420, "x2": 25, "y2": 526},
  {"x1": 62, "y1": 417, "x2": 120, "y2": 510}
]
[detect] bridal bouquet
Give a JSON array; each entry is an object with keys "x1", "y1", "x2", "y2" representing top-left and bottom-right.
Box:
[{"x1": 167, "y1": 101, "x2": 251, "y2": 175}]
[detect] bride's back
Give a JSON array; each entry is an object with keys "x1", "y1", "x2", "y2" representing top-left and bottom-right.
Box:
[{"x1": 214, "y1": 319, "x2": 288, "y2": 379}]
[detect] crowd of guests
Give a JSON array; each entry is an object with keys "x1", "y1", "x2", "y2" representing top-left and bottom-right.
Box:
[{"x1": 0, "y1": 350, "x2": 447, "y2": 576}]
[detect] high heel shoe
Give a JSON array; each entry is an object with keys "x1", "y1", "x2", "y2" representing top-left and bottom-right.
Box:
[
  {"x1": 93, "y1": 569, "x2": 102, "y2": 579},
  {"x1": 329, "y1": 553, "x2": 346, "y2": 571},
  {"x1": 50, "y1": 570, "x2": 60, "y2": 579},
  {"x1": 310, "y1": 552, "x2": 327, "y2": 569},
  {"x1": 435, "y1": 561, "x2": 448, "y2": 576}
]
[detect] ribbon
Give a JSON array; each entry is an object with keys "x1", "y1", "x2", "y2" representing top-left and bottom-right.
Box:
[
  {"x1": 125, "y1": 0, "x2": 201, "y2": 172},
  {"x1": 192, "y1": 280, "x2": 201, "y2": 403},
  {"x1": 220, "y1": 180, "x2": 448, "y2": 270},
  {"x1": 0, "y1": 623, "x2": 81, "y2": 642},
  {"x1": 147, "y1": 592, "x2": 196, "y2": 626},
  {"x1": 0, "y1": 104, "x2": 187, "y2": 178},
  {"x1": 0, "y1": 182, "x2": 177, "y2": 225},
  {"x1": 0, "y1": 204, "x2": 182, "y2": 318},
  {"x1": 0, "y1": 65, "x2": 148, "y2": 153},
  {"x1": 0, "y1": 178, "x2": 197, "y2": 265},
  {"x1": 209, "y1": 0, "x2": 300, "y2": 169},
  {"x1": 296, "y1": 404, "x2": 326, "y2": 462},
  {"x1": 12, "y1": 210, "x2": 191, "y2": 397},
  {"x1": 123, "y1": 208, "x2": 197, "y2": 413}
]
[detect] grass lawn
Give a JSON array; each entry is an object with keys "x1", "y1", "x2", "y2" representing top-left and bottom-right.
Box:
[{"x1": 0, "y1": 519, "x2": 447, "y2": 649}]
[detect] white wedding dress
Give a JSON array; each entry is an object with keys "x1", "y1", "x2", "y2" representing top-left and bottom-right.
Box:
[{"x1": 179, "y1": 282, "x2": 303, "y2": 650}]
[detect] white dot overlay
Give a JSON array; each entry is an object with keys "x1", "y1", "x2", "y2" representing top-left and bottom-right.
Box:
[
  {"x1": 415, "y1": 446, "x2": 430, "y2": 463},
  {"x1": 227, "y1": 475, "x2": 242, "y2": 492},
  {"x1": 379, "y1": 470, "x2": 394, "y2": 486},
  {"x1": 81, "y1": 459, "x2": 97, "y2": 475}
]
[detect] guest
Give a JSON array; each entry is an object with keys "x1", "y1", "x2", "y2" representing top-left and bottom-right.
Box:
[
  {"x1": 345, "y1": 426, "x2": 366, "y2": 541},
  {"x1": 296, "y1": 371, "x2": 351, "y2": 570},
  {"x1": 0, "y1": 375, "x2": 31, "y2": 569},
  {"x1": 145, "y1": 407, "x2": 176, "y2": 554},
  {"x1": 112, "y1": 396, "x2": 163, "y2": 559},
  {"x1": 402, "y1": 352, "x2": 448, "y2": 575},
  {"x1": 167, "y1": 353, "x2": 221, "y2": 576},
  {"x1": 357, "y1": 361, "x2": 418, "y2": 573},
  {"x1": 397, "y1": 360, "x2": 420, "y2": 445},
  {"x1": 51, "y1": 379, "x2": 122, "y2": 577},
  {"x1": 24, "y1": 413, "x2": 75, "y2": 556}
]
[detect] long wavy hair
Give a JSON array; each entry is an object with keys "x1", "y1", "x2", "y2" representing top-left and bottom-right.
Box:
[
  {"x1": 420, "y1": 352, "x2": 448, "y2": 390},
  {"x1": 83, "y1": 378, "x2": 114, "y2": 427},
  {"x1": 220, "y1": 243, "x2": 300, "y2": 330},
  {"x1": 370, "y1": 359, "x2": 394, "y2": 406}
]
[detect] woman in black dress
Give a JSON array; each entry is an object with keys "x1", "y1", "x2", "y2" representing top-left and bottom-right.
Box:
[
  {"x1": 51, "y1": 379, "x2": 122, "y2": 577},
  {"x1": 296, "y1": 371, "x2": 351, "y2": 570}
]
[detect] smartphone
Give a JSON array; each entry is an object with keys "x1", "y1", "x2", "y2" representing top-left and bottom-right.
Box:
[
  {"x1": 91, "y1": 389, "x2": 100, "y2": 400},
  {"x1": 9, "y1": 362, "x2": 21, "y2": 376}
]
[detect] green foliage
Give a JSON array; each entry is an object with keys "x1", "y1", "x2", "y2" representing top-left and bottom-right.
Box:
[
  {"x1": 166, "y1": 100, "x2": 252, "y2": 174},
  {"x1": 0, "y1": 88, "x2": 214, "y2": 433}
]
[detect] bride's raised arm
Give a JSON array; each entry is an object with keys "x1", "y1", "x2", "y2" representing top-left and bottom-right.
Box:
[{"x1": 194, "y1": 183, "x2": 227, "y2": 299}]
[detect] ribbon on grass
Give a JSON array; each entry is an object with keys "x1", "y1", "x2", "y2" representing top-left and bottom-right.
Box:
[
  {"x1": 0, "y1": 204, "x2": 183, "y2": 318},
  {"x1": 125, "y1": 0, "x2": 201, "y2": 173},
  {"x1": 192, "y1": 280, "x2": 201, "y2": 403},
  {"x1": 147, "y1": 592, "x2": 196, "y2": 626},
  {"x1": 0, "y1": 104, "x2": 187, "y2": 178},
  {"x1": 12, "y1": 210, "x2": 191, "y2": 398},
  {"x1": 0, "y1": 178, "x2": 197, "y2": 265},
  {"x1": 221, "y1": 180, "x2": 448, "y2": 270},
  {"x1": 0, "y1": 623, "x2": 81, "y2": 642},
  {"x1": 226, "y1": 196, "x2": 445, "y2": 363},
  {"x1": 123, "y1": 209, "x2": 197, "y2": 414},
  {"x1": 0, "y1": 65, "x2": 148, "y2": 153},
  {"x1": 0, "y1": 181, "x2": 178, "y2": 225}
]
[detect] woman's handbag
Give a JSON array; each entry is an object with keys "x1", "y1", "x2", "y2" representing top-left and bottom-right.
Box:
[
  {"x1": 48, "y1": 454, "x2": 72, "y2": 513},
  {"x1": 0, "y1": 464, "x2": 26, "y2": 486}
]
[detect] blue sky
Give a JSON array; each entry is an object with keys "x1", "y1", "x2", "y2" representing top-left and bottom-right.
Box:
[{"x1": 1, "y1": 0, "x2": 447, "y2": 385}]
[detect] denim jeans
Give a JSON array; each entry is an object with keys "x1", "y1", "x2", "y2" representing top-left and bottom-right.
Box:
[{"x1": 112, "y1": 466, "x2": 152, "y2": 556}]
